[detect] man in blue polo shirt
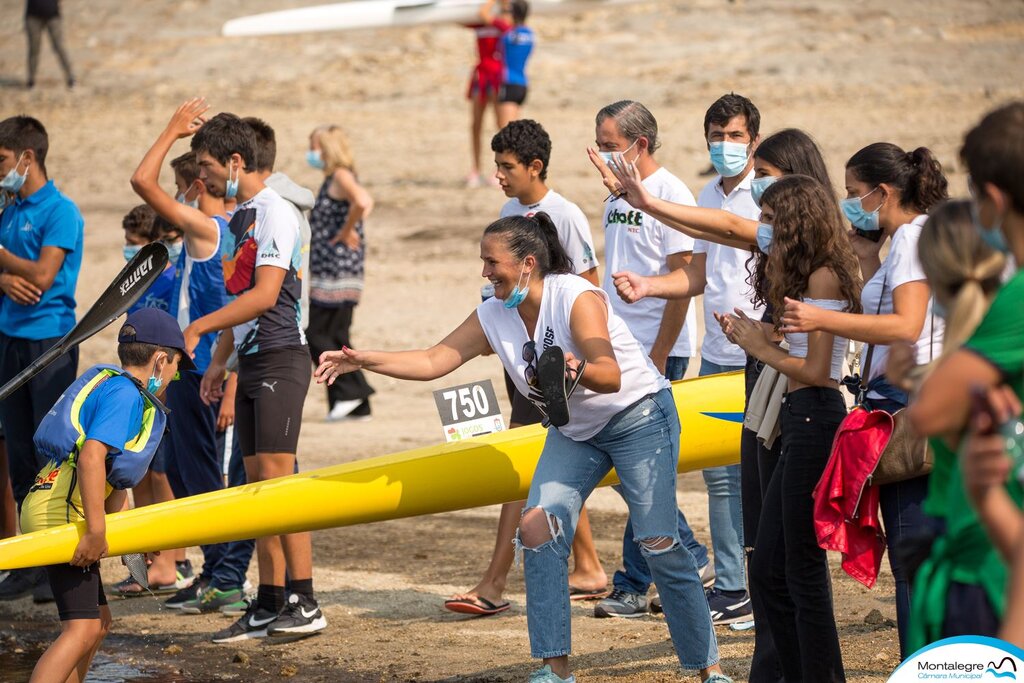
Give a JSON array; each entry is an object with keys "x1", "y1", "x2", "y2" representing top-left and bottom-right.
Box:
[{"x1": 0, "y1": 115, "x2": 84, "y2": 601}]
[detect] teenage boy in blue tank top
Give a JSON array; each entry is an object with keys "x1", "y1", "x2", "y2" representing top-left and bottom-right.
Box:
[
  {"x1": 21, "y1": 307, "x2": 190, "y2": 683},
  {"x1": 130, "y1": 99, "x2": 254, "y2": 615},
  {"x1": 0, "y1": 115, "x2": 83, "y2": 602}
]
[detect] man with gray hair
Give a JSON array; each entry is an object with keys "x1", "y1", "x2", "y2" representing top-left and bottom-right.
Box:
[{"x1": 591, "y1": 100, "x2": 713, "y2": 618}]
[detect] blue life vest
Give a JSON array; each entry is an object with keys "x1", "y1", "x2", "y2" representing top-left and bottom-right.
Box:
[{"x1": 33, "y1": 364, "x2": 167, "y2": 490}]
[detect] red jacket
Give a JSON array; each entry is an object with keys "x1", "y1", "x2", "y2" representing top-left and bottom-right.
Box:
[{"x1": 813, "y1": 406, "x2": 889, "y2": 588}]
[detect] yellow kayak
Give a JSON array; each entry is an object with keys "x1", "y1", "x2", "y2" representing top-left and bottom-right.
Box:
[{"x1": 0, "y1": 372, "x2": 744, "y2": 570}]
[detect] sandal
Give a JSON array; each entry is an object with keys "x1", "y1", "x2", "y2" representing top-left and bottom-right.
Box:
[{"x1": 537, "y1": 346, "x2": 586, "y2": 428}]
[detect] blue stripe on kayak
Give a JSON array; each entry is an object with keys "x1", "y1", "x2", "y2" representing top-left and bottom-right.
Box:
[{"x1": 700, "y1": 412, "x2": 745, "y2": 423}]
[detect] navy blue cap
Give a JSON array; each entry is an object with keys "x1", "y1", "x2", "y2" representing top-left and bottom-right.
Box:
[{"x1": 117, "y1": 308, "x2": 196, "y2": 371}]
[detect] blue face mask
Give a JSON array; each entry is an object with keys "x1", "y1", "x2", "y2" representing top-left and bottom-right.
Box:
[
  {"x1": 0, "y1": 153, "x2": 28, "y2": 193},
  {"x1": 147, "y1": 354, "x2": 167, "y2": 394},
  {"x1": 225, "y1": 163, "x2": 239, "y2": 200},
  {"x1": 176, "y1": 185, "x2": 200, "y2": 210},
  {"x1": 123, "y1": 244, "x2": 142, "y2": 262},
  {"x1": 503, "y1": 262, "x2": 531, "y2": 309},
  {"x1": 306, "y1": 150, "x2": 325, "y2": 170},
  {"x1": 708, "y1": 141, "x2": 750, "y2": 178},
  {"x1": 756, "y1": 223, "x2": 774, "y2": 254},
  {"x1": 750, "y1": 175, "x2": 777, "y2": 207},
  {"x1": 163, "y1": 240, "x2": 183, "y2": 263},
  {"x1": 840, "y1": 187, "x2": 882, "y2": 232},
  {"x1": 970, "y1": 201, "x2": 1009, "y2": 254}
]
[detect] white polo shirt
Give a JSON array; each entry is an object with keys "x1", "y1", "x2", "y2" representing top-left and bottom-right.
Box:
[
  {"x1": 501, "y1": 190, "x2": 599, "y2": 275},
  {"x1": 601, "y1": 167, "x2": 698, "y2": 358},
  {"x1": 694, "y1": 169, "x2": 762, "y2": 366}
]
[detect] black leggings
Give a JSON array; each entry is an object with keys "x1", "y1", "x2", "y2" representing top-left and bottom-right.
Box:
[
  {"x1": 751, "y1": 386, "x2": 847, "y2": 683},
  {"x1": 305, "y1": 302, "x2": 374, "y2": 408}
]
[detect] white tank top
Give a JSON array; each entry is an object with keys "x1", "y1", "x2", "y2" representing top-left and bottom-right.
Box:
[
  {"x1": 783, "y1": 298, "x2": 849, "y2": 382},
  {"x1": 476, "y1": 274, "x2": 669, "y2": 441}
]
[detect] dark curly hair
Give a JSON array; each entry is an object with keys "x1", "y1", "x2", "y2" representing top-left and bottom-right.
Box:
[
  {"x1": 491, "y1": 119, "x2": 551, "y2": 181},
  {"x1": 751, "y1": 176, "x2": 862, "y2": 325},
  {"x1": 122, "y1": 204, "x2": 160, "y2": 242}
]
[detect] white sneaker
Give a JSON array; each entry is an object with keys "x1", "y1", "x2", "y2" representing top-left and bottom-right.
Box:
[{"x1": 327, "y1": 399, "x2": 363, "y2": 421}]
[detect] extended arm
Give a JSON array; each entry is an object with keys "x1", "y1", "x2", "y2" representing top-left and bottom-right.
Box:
[
  {"x1": 781, "y1": 280, "x2": 930, "y2": 345},
  {"x1": 613, "y1": 251, "x2": 708, "y2": 302},
  {"x1": 315, "y1": 310, "x2": 492, "y2": 384}
]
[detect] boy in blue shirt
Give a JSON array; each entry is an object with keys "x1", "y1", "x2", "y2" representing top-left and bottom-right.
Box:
[
  {"x1": 20, "y1": 307, "x2": 192, "y2": 683},
  {"x1": 0, "y1": 115, "x2": 84, "y2": 601}
]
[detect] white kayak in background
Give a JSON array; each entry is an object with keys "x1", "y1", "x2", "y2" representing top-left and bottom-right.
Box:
[{"x1": 222, "y1": 0, "x2": 641, "y2": 37}]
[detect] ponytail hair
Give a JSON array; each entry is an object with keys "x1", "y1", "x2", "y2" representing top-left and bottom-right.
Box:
[
  {"x1": 918, "y1": 200, "x2": 1005, "y2": 359},
  {"x1": 484, "y1": 212, "x2": 574, "y2": 276},
  {"x1": 847, "y1": 142, "x2": 949, "y2": 213}
]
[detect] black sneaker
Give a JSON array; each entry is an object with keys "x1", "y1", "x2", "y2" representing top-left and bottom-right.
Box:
[
  {"x1": 175, "y1": 559, "x2": 195, "y2": 588},
  {"x1": 165, "y1": 575, "x2": 210, "y2": 610},
  {"x1": 267, "y1": 593, "x2": 327, "y2": 639},
  {"x1": 706, "y1": 587, "x2": 752, "y2": 625},
  {"x1": 0, "y1": 568, "x2": 41, "y2": 601},
  {"x1": 31, "y1": 571, "x2": 54, "y2": 604},
  {"x1": 212, "y1": 600, "x2": 279, "y2": 644}
]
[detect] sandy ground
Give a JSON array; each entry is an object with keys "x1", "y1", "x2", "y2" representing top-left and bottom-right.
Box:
[{"x1": 0, "y1": 0, "x2": 1022, "y2": 680}]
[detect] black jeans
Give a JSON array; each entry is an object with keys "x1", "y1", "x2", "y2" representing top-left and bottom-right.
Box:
[
  {"x1": 0, "y1": 333, "x2": 78, "y2": 507},
  {"x1": 305, "y1": 302, "x2": 374, "y2": 409},
  {"x1": 742, "y1": 355, "x2": 783, "y2": 683},
  {"x1": 751, "y1": 386, "x2": 847, "y2": 683}
]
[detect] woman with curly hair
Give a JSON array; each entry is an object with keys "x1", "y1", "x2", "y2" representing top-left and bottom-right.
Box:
[{"x1": 719, "y1": 175, "x2": 861, "y2": 683}]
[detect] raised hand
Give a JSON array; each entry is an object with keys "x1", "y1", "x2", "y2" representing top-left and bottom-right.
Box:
[
  {"x1": 612, "y1": 271, "x2": 650, "y2": 304},
  {"x1": 586, "y1": 148, "x2": 624, "y2": 198},
  {"x1": 166, "y1": 97, "x2": 210, "y2": 139},
  {"x1": 605, "y1": 152, "x2": 653, "y2": 210}
]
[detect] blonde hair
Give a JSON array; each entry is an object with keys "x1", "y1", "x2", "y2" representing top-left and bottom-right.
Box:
[
  {"x1": 918, "y1": 200, "x2": 1006, "y2": 357},
  {"x1": 313, "y1": 124, "x2": 355, "y2": 175}
]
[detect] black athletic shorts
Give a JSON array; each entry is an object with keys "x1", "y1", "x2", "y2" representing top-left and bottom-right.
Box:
[
  {"x1": 47, "y1": 562, "x2": 107, "y2": 621},
  {"x1": 499, "y1": 83, "x2": 528, "y2": 105},
  {"x1": 503, "y1": 369, "x2": 544, "y2": 427},
  {"x1": 236, "y1": 346, "x2": 311, "y2": 457}
]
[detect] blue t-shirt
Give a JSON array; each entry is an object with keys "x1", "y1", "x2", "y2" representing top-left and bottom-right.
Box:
[
  {"x1": 501, "y1": 26, "x2": 534, "y2": 87},
  {"x1": 0, "y1": 180, "x2": 83, "y2": 340},
  {"x1": 79, "y1": 375, "x2": 145, "y2": 468},
  {"x1": 128, "y1": 263, "x2": 176, "y2": 315},
  {"x1": 168, "y1": 216, "x2": 228, "y2": 373}
]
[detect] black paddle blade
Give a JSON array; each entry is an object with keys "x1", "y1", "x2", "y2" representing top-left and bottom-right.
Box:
[{"x1": 0, "y1": 242, "x2": 170, "y2": 402}]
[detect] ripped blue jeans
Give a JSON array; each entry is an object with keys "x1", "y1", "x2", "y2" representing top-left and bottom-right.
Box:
[{"x1": 517, "y1": 388, "x2": 719, "y2": 669}]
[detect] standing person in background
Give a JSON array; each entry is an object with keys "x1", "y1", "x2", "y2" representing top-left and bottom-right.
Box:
[
  {"x1": 589, "y1": 100, "x2": 712, "y2": 620},
  {"x1": 242, "y1": 117, "x2": 313, "y2": 334},
  {"x1": 781, "y1": 141, "x2": 948, "y2": 657},
  {"x1": 466, "y1": 0, "x2": 512, "y2": 187},
  {"x1": 305, "y1": 124, "x2": 376, "y2": 422},
  {"x1": 130, "y1": 100, "x2": 250, "y2": 615},
  {"x1": 24, "y1": 0, "x2": 75, "y2": 89},
  {"x1": 0, "y1": 115, "x2": 83, "y2": 604},
  {"x1": 497, "y1": 0, "x2": 533, "y2": 128}
]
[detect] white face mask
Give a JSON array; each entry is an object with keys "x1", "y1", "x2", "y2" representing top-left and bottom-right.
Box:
[
  {"x1": 598, "y1": 139, "x2": 639, "y2": 166},
  {"x1": 176, "y1": 183, "x2": 200, "y2": 210}
]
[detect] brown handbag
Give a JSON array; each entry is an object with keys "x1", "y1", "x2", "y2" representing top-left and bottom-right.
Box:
[{"x1": 859, "y1": 275, "x2": 934, "y2": 486}]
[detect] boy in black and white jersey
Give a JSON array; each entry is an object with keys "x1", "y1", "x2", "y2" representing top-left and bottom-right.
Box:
[{"x1": 183, "y1": 111, "x2": 325, "y2": 643}]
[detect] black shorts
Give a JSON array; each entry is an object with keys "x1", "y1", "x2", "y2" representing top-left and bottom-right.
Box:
[
  {"x1": 503, "y1": 370, "x2": 544, "y2": 427},
  {"x1": 236, "y1": 346, "x2": 311, "y2": 457},
  {"x1": 47, "y1": 562, "x2": 107, "y2": 621},
  {"x1": 499, "y1": 83, "x2": 528, "y2": 105}
]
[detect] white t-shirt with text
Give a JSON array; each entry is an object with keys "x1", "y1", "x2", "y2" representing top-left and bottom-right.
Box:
[
  {"x1": 601, "y1": 167, "x2": 698, "y2": 358},
  {"x1": 500, "y1": 190, "x2": 599, "y2": 275}
]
